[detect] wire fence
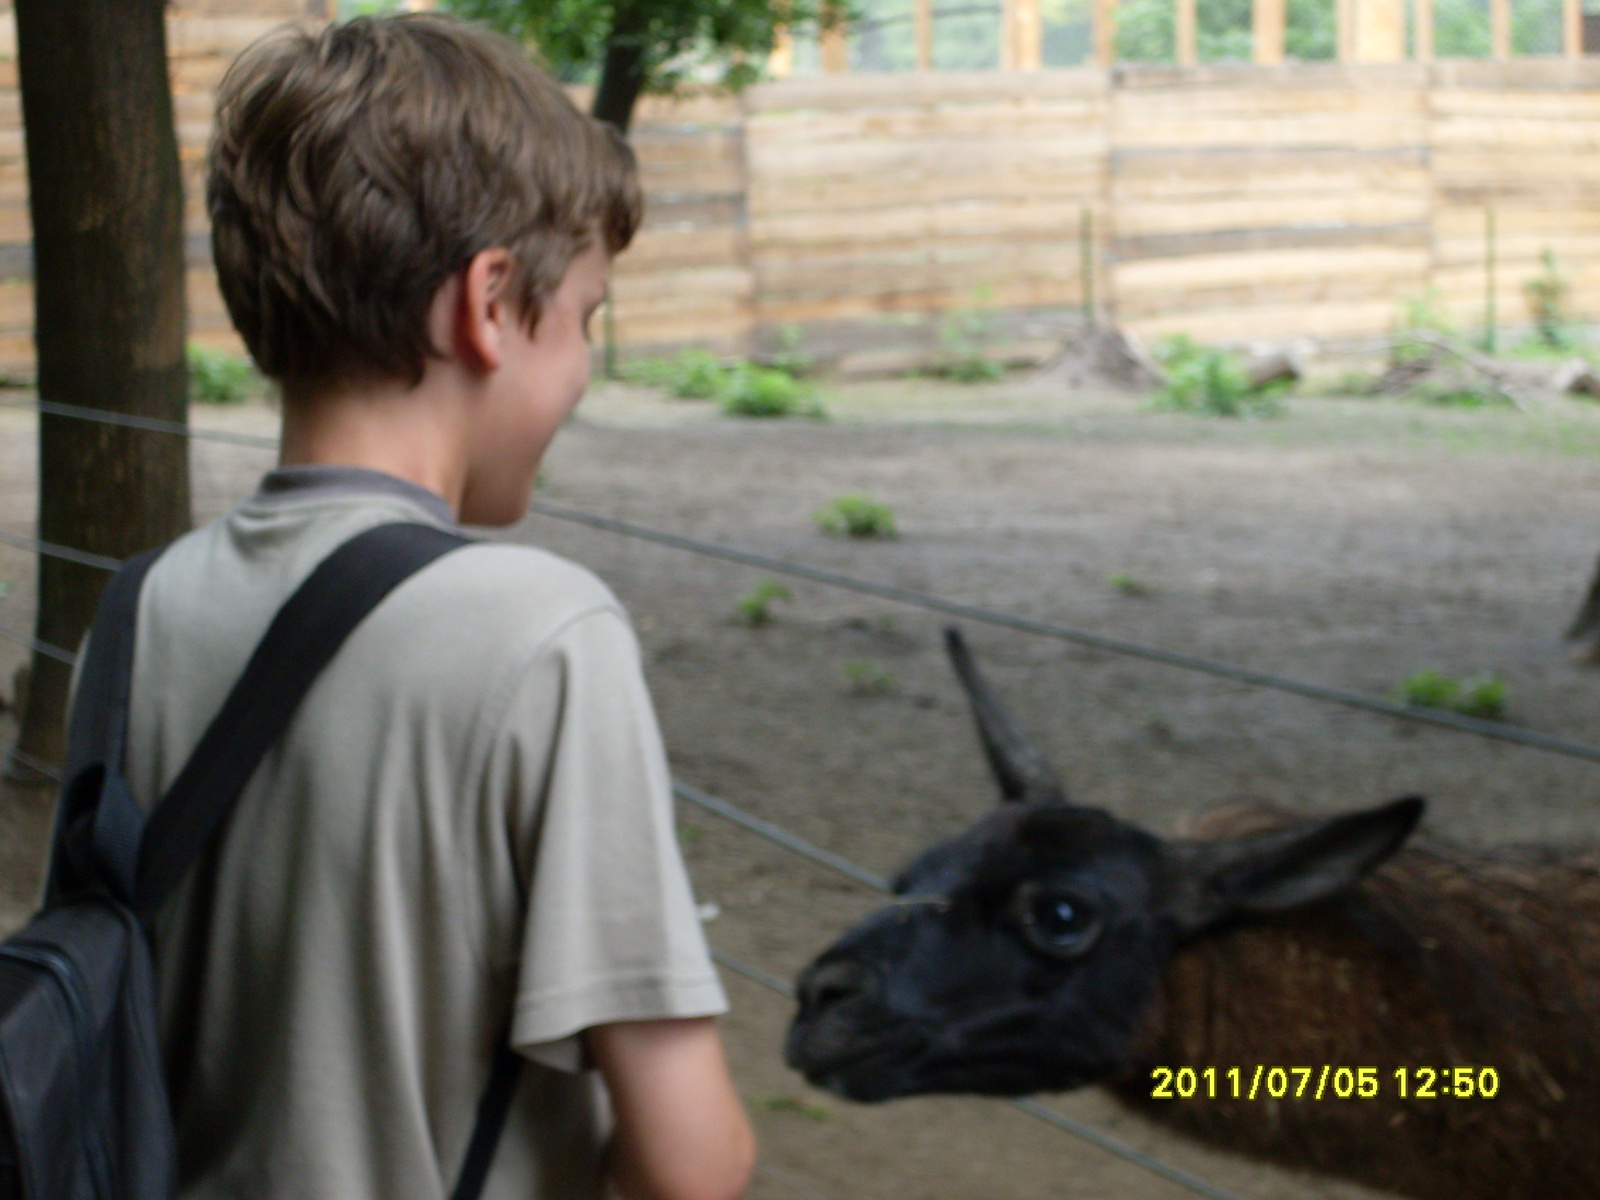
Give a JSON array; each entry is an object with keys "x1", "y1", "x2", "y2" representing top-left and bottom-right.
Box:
[{"x1": 0, "y1": 390, "x2": 1593, "y2": 1200}]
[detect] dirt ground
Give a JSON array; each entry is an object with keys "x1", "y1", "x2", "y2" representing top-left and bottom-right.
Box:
[{"x1": 6, "y1": 363, "x2": 1600, "y2": 1200}]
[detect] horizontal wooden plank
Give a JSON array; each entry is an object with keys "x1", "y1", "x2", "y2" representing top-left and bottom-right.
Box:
[
  {"x1": 1112, "y1": 144, "x2": 1427, "y2": 176},
  {"x1": 1115, "y1": 192, "x2": 1430, "y2": 238},
  {"x1": 1113, "y1": 115, "x2": 1429, "y2": 150},
  {"x1": 1114, "y1": 268, "x2": 1434, "y2": 320},
  {"x1": 1123, "y1": 298, "x2": 1407, "y2": 342},
  {"x1": 745, "y1": 68, "x2": 1109, "y2": 115},
  {"x1": 751, "y1": 197, "x2": 1110, "y2": 250},
  {"x1": 612, "y1": 309, "x2": 753, "y2": 348},
  {"x1": 748, "y1": 132, "x2": 1109, "y2": 180},
  {"x1": 617, "y1": 227, "x2": 745, "y2": 273},
  {"x1": 750, "y1": 170, "x2": 1105, "y2": 216},
  {"x1": 1115, "y1": 223, "x2": 1430, "y2": 262},
  {"x1": 746, "y1": 103, "x2": 1108, "y2": 148},
  {"x1": 610, "y1": 265, "x2": 753, "y2": 305},
  {"x1": 1113, "y1": 244, "x2": 1430, "y2": 293},
  {"x1": 755, "y1": 276, "x2": 1088, "y2": 326}
]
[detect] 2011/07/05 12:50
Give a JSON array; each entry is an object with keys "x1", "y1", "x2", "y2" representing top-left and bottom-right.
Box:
[{"x1": 1150, "y1": 1065, "x2": 1501, "y2": 1101}]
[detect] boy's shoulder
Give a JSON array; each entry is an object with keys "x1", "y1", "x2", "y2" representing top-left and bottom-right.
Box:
[{"x1": 153, "y1": 482, "x2": 630, "y2": 672}]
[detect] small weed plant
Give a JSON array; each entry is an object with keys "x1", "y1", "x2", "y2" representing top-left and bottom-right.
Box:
[
  {"x1": 757, "y1": 1095, "x2": 832, "y2": 1121},
  {"x1": 1106, "y1": 572, "x2": 1151, "y2": 597},
  {"x1": 842, "y1": 659, "x2": 897, "y2": 696},
  {"x1": 187, "y1": 343, "x2": 256, "y2": 405},
  {"x1": 736, "y1": 579, "x2": 790, "y2": 626},
  {"x1": 815, "y1": 494, "x2": 897, "y2": 538},
  {"x1": 768, "y1": 324, "x2": 814, "y2": 377},
  {"x1": 1392, "y1": 289, "x2": 1456, "y2": 366},
  {"x1": 1523, "y1": 248, "x2": 1575, "y2": 351},
  {"x1": 1151, "y1": 336, "x2": 1281, "y2": 417},
  {"x1": 1404, "y1": 382, "x2": 1510, "y2": 409},
  {"x1": 720, "y1": 365, "x2": 822, "y2": 418},
  {"x1": 936, "y1": 286, "x2": 1006, "y2": 383},
  {"x1": 1393, "y1": 669, "x2": 1507, "y2": 720},
  {"x1": 621, "y1": 349, "x2": 727, "y2": 398},
  {"x1": 624, "y1": 349, "x2": 823, "y2": 417}
]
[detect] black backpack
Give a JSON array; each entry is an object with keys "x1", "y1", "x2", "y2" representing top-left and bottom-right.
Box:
[{"x1": 0, "y1": 522, "x2": 520, "y2": 1200}]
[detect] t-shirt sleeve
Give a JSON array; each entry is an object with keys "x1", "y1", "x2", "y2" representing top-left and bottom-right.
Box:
[{"x1": 485, "y1": 605, "x2": 727, "y2": 1072}]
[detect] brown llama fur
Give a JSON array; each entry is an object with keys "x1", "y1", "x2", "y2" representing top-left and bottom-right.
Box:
[{"x1": 1110, "y1": 804, "x2": 1600, "y2": 1200}]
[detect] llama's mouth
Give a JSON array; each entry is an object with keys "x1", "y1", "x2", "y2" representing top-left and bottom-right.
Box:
[
  {"x1": 784, "y1": 1008, "x2": 936, "y2": 1102},
  {"x1": 788, "y1": 997, "x2": 1105, "y2": 1101}
]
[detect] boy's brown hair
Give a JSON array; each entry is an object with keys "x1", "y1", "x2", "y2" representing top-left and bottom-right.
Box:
[{"x1": 208, "y1": 14, "x2": 642, "y2": 388}]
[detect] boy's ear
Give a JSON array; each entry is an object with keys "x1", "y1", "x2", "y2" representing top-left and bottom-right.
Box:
[{"x1": 452, "y1": 247, "x2": 517, "y2": 373}]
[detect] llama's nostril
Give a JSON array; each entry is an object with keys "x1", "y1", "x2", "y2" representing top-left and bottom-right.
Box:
[{"x1": 797, "y1": 958, "x2": 869, "y2": 1013}]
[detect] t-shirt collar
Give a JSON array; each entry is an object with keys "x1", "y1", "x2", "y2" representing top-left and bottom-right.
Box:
[{"x1": 253, "y1": 464, "x2": 458, "y2": 527}]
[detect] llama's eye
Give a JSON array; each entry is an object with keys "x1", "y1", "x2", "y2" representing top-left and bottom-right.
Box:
[{"x1": 1015, "y1": 884, "x2": 1101, "y2": 959}]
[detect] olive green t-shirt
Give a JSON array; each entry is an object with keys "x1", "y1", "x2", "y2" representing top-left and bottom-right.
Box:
[{"x1": 125, "y1": 466, "x2": 726, "y2": 1200}]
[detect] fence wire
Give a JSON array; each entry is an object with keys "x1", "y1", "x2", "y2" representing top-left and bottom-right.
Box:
[
  {"x1": 0, "y1": 387, "x2": 1576, "y2": 1200},
  {"x1": 4, "y1": 395, "x2": 1600, "y2": 767}
]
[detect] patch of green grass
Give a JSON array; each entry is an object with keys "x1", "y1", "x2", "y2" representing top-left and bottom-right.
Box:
[
  {"x1": 1151, "y1": 335, "x2": 1283, "y2": 418},
  {"x1": 1404, "y1": 382, "x2": 1511, "y2": 409},
  {"x1": 1393, "y1": 670, "x2": 1507, "y2": 720},
  {"x1": 1391, "y1": 288, "x2": 1457, "y2": 366},
  {"x1": 815, "y1": 494, "x2": 897, "y2": 538},
  {"x1": 736, "y1": 579, "x2": 790, "y2": 626},
  {"x1": 1106, "y1": 572, "x2": 1151, "y2": 597},
  {"x1": 187, "y1": 343, "x2": 257, "y2": 405},
  {"x1": 756, "y1": 1095, "x2": 833, "y2": 1121},
  {"x1": 720, "y1": 365, "x2": 822, "y2": 418},
  {"x1": 935, "y1": 286, "x2": 1007, "y2": 383},
  {"x1": 842, "y1": 659, "x2": 897, "y2": 696},
  {"x1": 621, "y1": 349, "x2": 727, "y2": 398},
  {"x1": 1523, "y1": 247, "x2": 1575, "y2": 353},
  {"x1": 768, "y1": 324, "x2": 814, "y2": 377}
]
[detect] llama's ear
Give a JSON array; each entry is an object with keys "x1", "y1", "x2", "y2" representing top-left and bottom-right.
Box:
[
  {"x1": 1161, "y1": 796, "x2": 1424, "y2": 936},
  {"x1": 944, "y1": 626, "x2": 1068, "y2": 806}
]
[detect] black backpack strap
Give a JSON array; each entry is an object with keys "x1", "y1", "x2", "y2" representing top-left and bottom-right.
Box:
[
  {"x1": 120, "y1": 519, "x2": 520, "y2": 1195},
  {"x1": 48, "y1": 546, "x2": 166, "y2": 904},
  {"x1": 133, "y1": 521, "x2": 471, "y2": 914},
  {"x1": 450, "y1": 1041, "x2": 524, "y2": 1200}
]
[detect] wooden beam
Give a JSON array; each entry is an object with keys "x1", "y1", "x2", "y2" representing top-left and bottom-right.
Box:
[
  {"x1": 1491, "y1": 0, "x2": 1511, "y2": 58},
  {"x1": 1253, "y1": 0, "x2": 1285, "y2": 64},
  {"x1": 768, "y1": 24, "x2": 794, "y2": 78},
  {"x1": 1564, "y1": 0, "x2": 1582, "y2": 57},
  {"x1": 914, "y1": 0, "x2": 933, "y2": 69},
  {"x1": 1348, "y1": 0, "x2": 1405, "y2": 60},
  {"x1": 1176, "y1": 0, "x2": 1197, "y2": 65},
  {"x1": 1015, "y1": 0, "x2": 1043, "y2": 69},
  {"x1": 820, "y1": 5, "x2": 849, "y2": 73},
  {"x1": 1414, "y1": 0, "x2": 1434, "y2": 60},
  {"x1": 1001, "y1": 0, "x2": 1016, "y2": 69},
  {"x1": 1336, "y1": 0, "x2": 1352, "y2": 59},
  {"x1": 1093, "y1": 0, "x2": 1117, "y2": 65}
]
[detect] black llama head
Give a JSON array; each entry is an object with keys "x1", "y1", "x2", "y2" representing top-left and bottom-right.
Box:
[{"x1": 784, "y1": 628, "x2": 1423, "y2": 1102}]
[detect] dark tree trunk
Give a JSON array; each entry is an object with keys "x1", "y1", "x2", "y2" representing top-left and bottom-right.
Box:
[
  {"x1": 12, "y1": 0, "x2": 190, "y2": 779},
  {"x1": 591, "y1": 3, "x2": 649, "y2": 135}
]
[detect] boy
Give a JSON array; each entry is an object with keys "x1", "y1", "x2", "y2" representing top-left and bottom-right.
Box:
[{"x1": 126, "y1": 14, "x2": 755, "y2": 1200}]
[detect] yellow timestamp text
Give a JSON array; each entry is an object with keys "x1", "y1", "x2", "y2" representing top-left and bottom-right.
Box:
[{"x1": 1149, "y1": 1065, "x2": 1500, "y2": 1101}]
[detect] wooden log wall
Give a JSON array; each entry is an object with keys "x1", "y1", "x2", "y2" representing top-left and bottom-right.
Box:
[
  {"x1": 1, "y1": 14, "x2": 1600, "y2": 372},
  {"x1": 1108, "y1": 64, "x2": 1434, "y2": 342},
  {"x1": 1428, "y1": 60, "x2": 1600, "y2": 334},
  {"x1": 741, "y1": 70, "x2": 1108, "y2": 326}
]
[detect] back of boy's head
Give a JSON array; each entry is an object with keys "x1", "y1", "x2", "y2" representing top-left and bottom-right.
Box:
[{"x1": 208, "y1": 14, "x2": 641, "y2": 390}]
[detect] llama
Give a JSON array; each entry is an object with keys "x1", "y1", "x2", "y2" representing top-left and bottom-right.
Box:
[{"x1": 784, "y1": 628, "x2": 1600, "y2": 1200}]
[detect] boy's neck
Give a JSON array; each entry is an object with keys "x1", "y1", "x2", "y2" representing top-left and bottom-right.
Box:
[{"x1": 278, "y1": 372, "x2": 472, "y2": 519}]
